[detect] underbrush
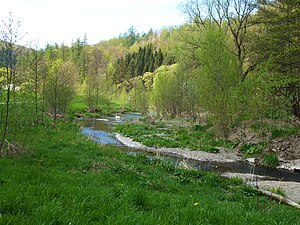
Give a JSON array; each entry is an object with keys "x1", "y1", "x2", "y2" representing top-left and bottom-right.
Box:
[{"x1": 0, "y1": 122, "x2": 299, "y2": 224}]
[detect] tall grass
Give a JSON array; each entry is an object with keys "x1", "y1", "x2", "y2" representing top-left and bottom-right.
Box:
[{"x1": 0, "y1": 122, "x2": 299, "y2": 224}]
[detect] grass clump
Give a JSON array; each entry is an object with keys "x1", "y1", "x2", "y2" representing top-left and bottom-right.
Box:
[
  {"x1": 0, "y1": 122, "x2": 299, "y2": 224},
  {"x1": 270, "y1": 187, "x2": 287, "y2": 197},
  {"x1": 263, "y1": 153, "x2": 279, "y2": 167}
]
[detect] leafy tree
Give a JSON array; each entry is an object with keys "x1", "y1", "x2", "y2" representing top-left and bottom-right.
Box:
[
  {"x1": 197, "y1": 26, "x2": 240, "y2": 137},
  {"x1": 0, "y1": 13, "x2": 22, "y2": 151},
  {"x1": 129, "y1": 77, "x2": 149, "y2": 114},
  {"x1": 182, "y1": 0, "x2": 257, "y2": 81},
  {"x1": 44, "y1": 60, "x2": 77, "y2": 125},
  {"x1": 256, "y1": 0, "x2": 300, "y2": 118},
  {"x1": 151, "y1": 65, "x2": 182, "y2": 117}
]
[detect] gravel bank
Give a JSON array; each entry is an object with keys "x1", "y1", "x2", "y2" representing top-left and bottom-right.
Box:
[{"x1": 115, "y1": 133, "x2": 241, "y2": 163}]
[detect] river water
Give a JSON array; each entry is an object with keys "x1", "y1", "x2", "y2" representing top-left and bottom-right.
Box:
[{"x1": 78, "y1": 113, "x2": 300, "y2": 182}]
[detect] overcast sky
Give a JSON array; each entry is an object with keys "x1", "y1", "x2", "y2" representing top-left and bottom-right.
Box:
[{"x1": 1, "y1": 0, "x2": 186, "y2": 47}]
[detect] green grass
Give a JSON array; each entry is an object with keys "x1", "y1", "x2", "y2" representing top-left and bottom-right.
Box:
[
  {"x1": 271, "y1": 126, "x2": 300, "y2": 139},
  {"x1": 240, "y1": 142, "x2": 266, "y2": 156},
  {"x1": 0, "y1": 122, "x2": 299, "y2": 224},
  {"x1": 263, "y1": 153, "x2": 279, "y2": 167},
  {"x1": 114, "y1": 121, "x2": 238, "y2": 153},
  {"x1": 251, "y1": 122, "x2": 300, "y2": 140},
  {"x1": 67, "y1": 96, "x2": 127, "y2": 119}
]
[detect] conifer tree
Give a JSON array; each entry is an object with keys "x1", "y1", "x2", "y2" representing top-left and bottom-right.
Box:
[{"x1": 257, "y1": 0, "x2": 300, "y2": 117}]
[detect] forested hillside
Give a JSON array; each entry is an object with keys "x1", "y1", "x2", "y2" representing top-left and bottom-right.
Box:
[{"x1": 0, "y1": 0, "x2": 299, "y2": 150}]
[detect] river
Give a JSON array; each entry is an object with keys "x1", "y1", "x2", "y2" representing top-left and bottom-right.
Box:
[{"x1": 77, "y1": 113, "x2": 300, "y2": 183}]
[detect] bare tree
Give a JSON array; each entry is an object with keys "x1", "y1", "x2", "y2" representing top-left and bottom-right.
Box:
[
  {"x1": 86, "y1": 48, "x2": 107, "y2": 110},
  {"x1": 26, "y1": 44, "x2": 45, "y2": 125}
]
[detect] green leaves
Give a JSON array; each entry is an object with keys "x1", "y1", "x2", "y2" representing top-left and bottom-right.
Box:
[{"x1": 240, "y1": 142, "x2": 266, "y2": 155}]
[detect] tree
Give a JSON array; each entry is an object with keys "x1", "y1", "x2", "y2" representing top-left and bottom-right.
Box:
[
  {"x1": 256, "y1": 0, "x2": 300, "y2": 118},
  {"x1": 182, "y1": 0, "x2": 257, "y2": 81},
  {"x1": 86, "y1": 48, "x2": 105, "y2": 110},
  {"x1": 44, "y1": 59, "x2": 77, "y2": 125},
  {"x1": 197, "y1": 26, "x2": 239, "y2": 137},
  {"x1": 0, "y1": 13, "x2": 22, "y2": 151},
  {"x1": 71, "y1": 37, "x2": 89, "y2": 82},
  {"x1": 26, "y1": 45, "x2": 45, "y2": 125}
]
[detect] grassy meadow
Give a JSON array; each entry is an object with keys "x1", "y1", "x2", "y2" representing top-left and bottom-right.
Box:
[{"x1": 0, "y1": 122, "x2": 299, "y2": 224}]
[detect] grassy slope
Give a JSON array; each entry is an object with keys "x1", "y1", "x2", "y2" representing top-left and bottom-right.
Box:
[{"x1": 0, "y1": 123, "x2": 299, "y2": 225}]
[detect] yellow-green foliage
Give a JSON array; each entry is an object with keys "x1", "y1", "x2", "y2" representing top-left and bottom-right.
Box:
[
  {"x1": 0, "y1": 67, "x2": 7, "y2": 87},
  {"x1": 151, "y1": 63, "x2": 201, "y2": 118},
  {"x1": 151, "y1": 64, "x2": 180, "y2": 116},
  {"x1": 142, "y1": 72, "x2": 155, "y2": 91}
]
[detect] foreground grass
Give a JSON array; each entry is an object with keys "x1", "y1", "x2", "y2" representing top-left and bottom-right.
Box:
[{"x1": 0, "y1": 123, "x2": 299, "y2": 224}]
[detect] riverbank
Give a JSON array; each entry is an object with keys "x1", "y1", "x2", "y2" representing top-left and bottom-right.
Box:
[
  {"x1": 115, "y1": 133, "x2": 300, "y2": 204},
  {"x1": 115, "y1": 133, "x2": 241, "y2": 163},
  {"x1": 1, "y1": 122, "x2": 300, "y2": 224}
]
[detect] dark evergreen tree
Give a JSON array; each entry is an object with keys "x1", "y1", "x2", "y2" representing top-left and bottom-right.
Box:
[
  {"x1": 155, "y1": 49, "x2": 164, "y2": 69},
  {"x1": 113, "y1": 43, "x2": 165, "y2": 83},
  {"x1": 257, "y1": 0, "x2": 300, "y2": 117}
]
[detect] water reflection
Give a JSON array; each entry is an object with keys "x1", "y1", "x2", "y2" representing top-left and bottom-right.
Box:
[{"x1": 78, "y1": 113, "x2": 142, "y2": 146}]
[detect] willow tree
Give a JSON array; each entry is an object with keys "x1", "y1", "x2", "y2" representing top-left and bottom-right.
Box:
[{"x1": 197, "y1": 26, "x2": 239, "y2": 137}]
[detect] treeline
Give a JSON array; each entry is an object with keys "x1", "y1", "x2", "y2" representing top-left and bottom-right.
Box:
[
  {"x1": 0, "y1": 15, "x2": 170, "y2": 154},
  {"x1": 113, "y1": 44, "x2": 164, "y2": 83},
  {"x1": 119, "y1": 0, "x2": 299, "y2": 140}
]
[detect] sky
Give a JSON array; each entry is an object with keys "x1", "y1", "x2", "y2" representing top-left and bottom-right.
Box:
[{"x1": 1, "y1": 0, "x2": 186, "y2": 47}]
